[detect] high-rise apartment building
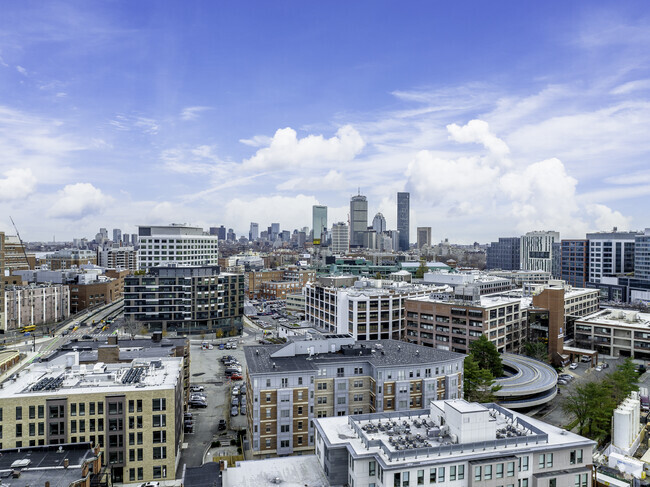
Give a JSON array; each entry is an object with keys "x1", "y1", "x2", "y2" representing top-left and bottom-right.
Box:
[
  {"x1": 331, "y1": 222, "x2": 350, "y2": 254},
  {"x1": 131, "y1": 233, "x2": 138, "y2": 247},
  {"x1": 350, "y1": 194, "x2": 368, "y2": 248},
  {"x1": 520, "y1": 231, "x2": 559, "y2": 273},
  {"x1": 561, "y1": 239, "x2": 589, "y2": 287},
  {"x1": 372, "y1": 212, "x2": 386, "y2": 234},
  {"x1": 486, "y1": 237, "x2": 521, "y2": 270},
  {"x1": 312, "y1": 205, "x2": 328, "y2": 245},
  {"x1": 249, "y1": 222, "x2": 259, "y2": 242},
  {"x1": 417, "y1": 227, "x2": 432, "y2": 249},
  {"x1": 244, "y1": 337, "x2": 464, "y2": 458},
  {"x1": 97, "y1": 246, "x2": 139, "y2": 270},
  {"x1": 397, "y1": 192, "x2": 410, "y2": 251},
  {"x1": 112, "y1": 228, "x2": 122, "y2": 244},
  {"x1": 636, "y1": 228, "x2": 650, "y2": 281},
  {"x1": 137, "y1": 224, "x2": 219, "y2": 270},
  {"x1": 587, "y1": 230, "x2": 639, "y2": 283}
]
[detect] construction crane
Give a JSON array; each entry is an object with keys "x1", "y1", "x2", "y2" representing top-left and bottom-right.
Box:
[{"x1": 9, "y1": 216, "x2": 32, "y2": 270}]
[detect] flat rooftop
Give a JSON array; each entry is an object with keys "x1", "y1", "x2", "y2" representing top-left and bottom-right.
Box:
[
  {"x1": 409, "y1": 293, "x2": 526, "y2": 309},
  {"x1": 0, "y1": 354, "x2": 182, "y2": 398},
  {"x1": 577, "y1": 308, "x2": 650, "y2": 330},
  {"x1": 245, "y1": 339, "x2": 463, "y2": 375},
  {"x1": 223, "y1": 455, "x2": 328, "y2": 487}
]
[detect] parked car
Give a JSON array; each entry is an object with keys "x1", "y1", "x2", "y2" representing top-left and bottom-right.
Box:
[
  {"x1": 219, "y1": 343, "x2": 225, "y2": 350},
  {"x1": 231, "y1": 406, "x2": 239, "y2": 417},
  {"x1": 601, "y1": 362, "x2": 609, "y2": 369},
  {"x1": 82, "y1": 334, "x2": 93, "y2": 339},
  {"x1": 140, "y1": 482, "x2": 160, "y2": 487},
  {"x1": 218, "y1": 419, "x2": 227, "y2": 430},
  {"x1": 189, "y1": 400, "x2": 207, "y2": 408},
  {"x1": 184, "y1": 412, "x2": 193, "y2": 420},
  {"x1": 231, "y1": 397, "x2": 239, "y2": 406},
  {"x1": 232, "y1": 385, "x2": 240, "y2": 395},
  {"x1": 595, "y1": 364, "x2": 603, "y2": 372},
  {"x1": 190, "y1": 385, "x2": 204, "y2": 392},
  {"x1": 557, "y1": 379, "x2": 568, "y2": 385},
  {"x1": 231, "y1": 374, "x2": 243, "y2": 381}
]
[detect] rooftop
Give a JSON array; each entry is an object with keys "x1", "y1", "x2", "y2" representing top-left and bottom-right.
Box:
[
  {"x1": 409, "y1": 292, "x2": 525, "y2": 309},
  {"x1": 245, "y1": 338, "x2": 464, "y2": 375},
  {"x1": 577, "y1": 308, "x2": 650, "y2": 330},
  {"x1": 315, "y1": 400, "x2": 594, "y2": 466},
  {"x1": 223, "y1": 455, "x2": 328, "y2": 487},
  {"x1": 0, "y1": 354, "x2": 182, "y2": 398}
]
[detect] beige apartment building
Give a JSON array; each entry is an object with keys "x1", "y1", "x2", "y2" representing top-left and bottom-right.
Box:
[
  {"x1": 244, "y1": 336, "x2": 464, "y2": 459},
  {"x1": 0, "y1": 355, "x2": 184, "y2": 484},
  {"x1": 4, "y1": 283, "x2": 70, "y2": 331}
]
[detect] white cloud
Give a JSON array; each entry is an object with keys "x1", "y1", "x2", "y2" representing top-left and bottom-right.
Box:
[
  {"x1": 162, "y1": 145, "x2": 223, "y2": 174},
  {"x1": 239, "y1": 134, "x2": 273, "y2": 147},
  {"x1": 180, "y1": 106, "x2": 211, "y2": 121},
  {"x1": 447, "y1": 119, "x2": 510, "y2": 162},
  {"x1": 109, "y1": 114, "x2": 159, "y2": 135},
  {"x1": 610, "y1": 79, "x2": 650, "y2": 95},
  {"x1": 0, "y1": 168, "x2": 36, "y2": 201},
  {"x1": 586, "y1": 204, "x2": 632, "y2": 231},
  {"x1": 48, "y1": 182, "x2": 110, "y2": 219},
  {"x1": 16, "y1": 65, "x2": 27, "y2": 76},
  {"x1": 242, "y1": 125, "x2": 365, "y2": 171},
  {"x1": 276, "y1": 170, "x2": 348, "y2": 192}
]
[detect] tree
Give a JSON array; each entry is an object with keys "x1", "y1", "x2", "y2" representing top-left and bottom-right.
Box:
[
  {"x1": 605, "y1": 358, "x2": 638, "y2": 404},
  {"x1": 522, "y1": 341, "x2": 549, "y2": 363},
  {"x1": 468, "y1": 335, "x2": 503, "y2": 377},
  {"x1": 463, "y1": 355, "x2": 502, "y2": 402},
  {"x1": 562, "y1": 383, "x2": 592, "y2": 432},
  {"x1": 415, "y1": 260, "x2": 428, "y2": 279}
]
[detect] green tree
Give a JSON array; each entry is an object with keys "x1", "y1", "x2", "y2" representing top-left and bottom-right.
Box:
[
  {"x1": 522, "y1": 341, "x2": 549, "y2": 363},
  {"x1": 463, "y1": 356, "x2": 502, "y2": 402},
  {"x1": 562, "y1": 382, "x2": 592, "y2": 432},
  {"x1": 468, "y1": 335, "x2": 503, "y2": 377},
  {"x1": 415, "y1": 260, "x2": 428, "y2": 279},
  {"x1": 605, "y1": 358, "x2": 638, "y2": 404}
]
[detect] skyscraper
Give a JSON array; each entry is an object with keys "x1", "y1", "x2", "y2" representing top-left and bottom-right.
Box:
[
  {"x1": 486, "y1": 237, "x2": 521, "y2": 270},
  {"x1": 349, "y1": 194, "x2": 368, "y2": 248},
  {"x1": 520, "y1": 231, "x2": 560, "y2": 273},
  {"x1": 249, "y1": 222, "x2": 259, "y2": 242},
  {"x1": 635, "y1": 229, "x2": 650, "y2": 281},
  {"x1": 112, "y1": 228, "x2": 122, "y2": 244},
  {"x1": 561, "y1": 239, "x2": 589, "y2": 287},
  {"x1": 331, "y1": 222, "x2": 350, "y2": 254},
  {"x1": 397, "y1": 192, "x2": 410, "y2": 251},
  {"x1": 271, "y1": 223, "x2": 280, "y2": 242},
  {"x1": 587, "y1": 229, "x2": 640, "y2": 283},
  {"x1": 372, "y1": 212, "x2": 386, "y2": 234},
  {"x1": 312, "y1": 205, "x2": 328, "y2": 245},
  {"x1": 417, "y1": 227, "x2": 432, "y2": 249}
]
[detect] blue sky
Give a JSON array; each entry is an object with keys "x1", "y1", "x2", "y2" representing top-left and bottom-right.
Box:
[{"x1": 1, "y1": 1, "x2": 650, "y2": 243}]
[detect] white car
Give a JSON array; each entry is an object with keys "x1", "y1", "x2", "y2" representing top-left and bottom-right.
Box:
[
  {"x1": 569, "y1": 363, "x2": 578, "y2": 370},
  {"x1": 190, "y1": 385, "x2": 205, "y2": 392},
  {"x1": 595, "y1": 365, "x2": 603, "y2": 372}
]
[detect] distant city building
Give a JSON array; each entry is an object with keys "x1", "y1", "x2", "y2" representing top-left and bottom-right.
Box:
[
  {"x1": 97, "y1": 246, "x2": 139, "y2": 270},
  {"x1": 561, "y1": 239, "x2": 589, "y2": 287},
  {"x1": 417, "y1": 226, "x2": 432, "y2": 249},
  {"x1": 112, "y1": 228, "x2": 122, "y2": 244},
  {"x1": 636, "y1": 228, "x2": 650, "y2": 281},
  {"x1": 389, "y1": 230, "x2": 400, "y2": 251},
  {"x1": 44, "y1": 249, "x2": 97, "y2": 270},
  {"x1": 350, "y1": 194, "x2": 368, "y2": 248},
  {"x1": 587, "y1": 229, "x2": 640, "y2": 283},
  {"x1": 312, "y1": 205, "x2": 328, "y2": 245},
  {"x1": 227, "y1": 228, "x2": 236, "y2": 242},
  {"x1": 520, "y1": 231, "x2": 560, "y2": 273},
  {"x1": 372, "y1": 212, "x2": 386, "y2": 234},
  {"x1": 397, "y1": 192, "x2": 410, "y2": 251},
  {"x1": 331, "y1": 222, "x2": 350, "y2": 254},
  {"x1": 245, "y1": 337, "x2": 464, "y2": 458},
  {"x1": 137, "y1": 224, "x2": 218, "y2": 270},
  {"x1": 0, "y1": 232, "x2": 4, "y2": 331},
  {"x1": 131, "y1": 233, "x2": 138, "y2": 246},
  {"x1": 486, "y1": 269, "x2": 552, "y2": 287},
  {"x1": 4, "y1": 283, "x2": 70, "y2": 331},
  {"x1": 246, "y1": 268, "x2": 315, "y2": 299},
  {"x1": 552, "y1": 241, "x2": 562, "y2": 279},
  {"x1": 422, "y1": 271, "x2": 512, "y2": 296},
  {"x1": 271, "y1": 223, "x2": 280, "y2": 242},
  {"x1": 249, "y1": 222, "x2": 259, "y2": 242},
  {"x1": 486, "y1": 237, "x2": 521, "y2": 270},
  {"x1": 124, "y1": 266, "x2": 244, "y2": 334}
]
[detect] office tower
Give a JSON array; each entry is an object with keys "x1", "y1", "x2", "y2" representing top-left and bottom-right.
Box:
[
  {"x1": 312, "y1": 205, "x2": 328, "y2": 245},
  {"x1": 349, "y1": 194, "x2": 368, "y2": 248},
  {"x1": 296, "y1": 231, "x2": 307, "y2": 248},
  {"x1": 131, "y1": 233, "x2": 138, "y2": 247},
  {"x1": 397, "y1": 192, "x2": 410, "y2": 251},
  {"x1": 561, "y1": 240, "x2": 589, "y2": 287},
  {"x1": 486, "y1": 237, "x2": 521, "y2": 270},
  {"x1": 215, "y1": 225, "x2": 226, "y2": 240},
  {"x1": 520, "y1": 231, "x2": 560, "y2": 273},
  {"x1": 122, "y1": 234, "x2": 130, "y2": 246},
  {"x1": 389, "y1": 230, "x2": 400, "y2": 251},
  {"x1": 271, "y1": 223, "x2": 280, "y2": 242},
  {"x1": 112, "y1": 228, "x2": 122, "y2": 244},
  {"x1": 417, "y1": 227, "x2": 432, "y2": 249},
  {"x1": 587, "y1": 229, "x2": 640, "y2": 283},
  {"x1": 249, "y1": 222, "x2": 259, "y2": 242},
  {"x1": 372, "y1": 212, "x2": 386, "y2": 234},
  {"x1": 227, "y1": 228, "x2": 236, "y2": 242},
  {"x1": 100, "y1": 228, "x2": 108, "y2": 240},
  {"x1": 635, "y1": 229, "x2": 650, "y2": 281},
  {"x1": 281, "y1": 230, "x2": 291, "y2": 242},
  {"x1": 137, "y1": 224, "x2": 218, "y2": 270},
  {"x1": 209, "y1": 227, "x2": 219, "y2": 236},
  {"x1": 331, "y1": 222, "x2": 350, "y2": 254}
]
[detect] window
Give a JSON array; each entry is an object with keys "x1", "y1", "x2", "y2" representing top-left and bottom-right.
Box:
[
  {"x1": 152, "y1": 398, "x2": 166, "y2": 411},
  {"x1": 507, "y1": 462, "x2": 515, "y2": 477},
  {"x1": 79, "y1": 403, "x2": 85, "y2": 416},
  {"x1": 15, "y1": 424, "x2": 22, "y2": 437},
  {"x1": 437, "y1": 467, "x2": 444, "y2": 483},
  {"x1": 153, "y1": 431, "x2": 166, "y2": 443},
  {"x1": 38, "y1": 405, "x2": 44, "y2": 419},
  {"x1": 369, "y1": 460, "x2": 376, "y2": 477},
  {"x1": 153, "y1": 415, "x2": 166, "y2": 427},
  {"x1": 29, "y1": 406, "x2": 35, "y2": 419},
  {"x1": 549, "y1": 479, "x2": 557, "y2": 487},
  {"x1": 417, "y1": 469, "x2": 424, "y2": 485},
  {"x1": 153, "y1": 446, "x2": 167, "y2": 459},
  {"x1": 484, "y1": 465, "x2": 492, "y2": 480},
  {"x1": 71, "y1": 421, "x2": 77, "y2": 434},
  {"x1": 137, "y1": 432, "x2": 143, "y2": 445},
  {"x1": 108, "y1": 402, "x2": 122, "y2": 415},
  {"x1": 394, "y1": 473, "x2": 400, "y2": 487},
  {"x1": 546, "y1": 453, "x2": 553, "y2": 468},
  {"x1": 89, "y1": 403, "x2": 95, "y2": 415},
  {"x1": 280, "y1": 440, "x2": 290, "y2": 448},
  {"x1": 521, "y1": 480, "x2": 529, "y2": 487},
  {"x1": 402, "y1": 471, "x2": 409, "y2": 487},
  {"x1": 98, "y1": 403, "x2": 104, "y2": 415},
  {"x1": 280, "y1": 409, "x2": 290, "y2": 418},
  {"x1": 129, "y1": 400, "x2": 135, "y2": 413},
  {"x1": 570, "y1": 449, "x2": 583, "y2": 465},
  {"x1": 280, "y1": 425, "x2": 290, "y2": 433},
  {"x1": 449, "y1": 466, "x2": 456, "y2": 482},
  {"x1": 70, "y1": 403, "x2": 76, "y2": 416},
  {"x1": 539, "y1": 454, "x2": 545, "y2": 469},
  {"x1": 496, "y1": 463, "x2": 504, "y2": 478},
  {"x1": 16, "y1": 406, "x2": 22, "y2": 420},
  {"x1": 574, "y1": 473, "x2": 588, "y2": 487},
  {"x1": 520, "y1": 456, "x2": 529, "y2": 472},
  {"x1": 457, "y1": 465, "x2": 464, "y2": 480}
]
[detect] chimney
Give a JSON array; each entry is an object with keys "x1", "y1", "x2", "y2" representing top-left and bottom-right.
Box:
[
  {"x1": 152, "y1": 331, "x2": 163, "y2": 342},
  {"x1": 64, "y1": 458, "x2": 69, "y2": 468},
  {"x1": 107, "y1": 335, "x2": 118, "y2": 345}
]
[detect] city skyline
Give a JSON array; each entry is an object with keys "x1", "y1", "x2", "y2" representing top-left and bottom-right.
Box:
[{"x1": 1, "y1": 2, "x2": 650, "y2": 242}]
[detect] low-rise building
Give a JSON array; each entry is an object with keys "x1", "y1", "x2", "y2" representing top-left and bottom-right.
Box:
[
  {"x1": 247, "y1": 268, "x2": 315, "y2": 299},
  {"x1": 423, "y1": 270, "x2": 512, "y2": 295},
  {"x1": 0, "y1": 354, "x2": 184, "y2": 484},
  {"x1": 314, "y1": 399, "x2": 595, "y2": 487},
  {"x1": 124, "y1": 266, "x2": 244, "y2": 334},
  {"x1": 97, "y1": 245, "x2": 139, "y2": 270},
  {"x1": 286, "y1": 292, "x2": 305, "y2": 312},
  {"x1": 244, "y1": 336, "x2": 464, "y2": 458},
  {"x1": 259, "y1": 280, "x2": 304, "y2": 300},
  {"x1": 305, "y1": 279, "x2": 440, "y2": 340},
  {"x1": 43, "y1": 249, "x2": 98, "y2": 270},
  {"x1": 486, "y1": 269, "x2": 552, "y2": 287},
  {"x1": 4, "y1": 283, "x2": 70, "y2": 331}
]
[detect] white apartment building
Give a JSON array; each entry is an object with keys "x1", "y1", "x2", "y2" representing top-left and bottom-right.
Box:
[
  {"x1": 314, "y1": 399, "x2": 594, "y2": 487},
  {"x1": 520, "y1": 231, "x2": 560, "y2": 273},
  {"x1": 98, "y1": 246, "x2": 139, "y2": 270},
  {"x1": 586, "y1": 230, "x2": 640, "y2": 283},
  {"x1": 486, "y1": 269, "x2": 552, "y2": 287},
  {"x1": 137, "y1": 224, "x2": 219, "y2": 270},
  {"x1": 332, "y1": 222, "x2": 350, "y2": 254},
  {"x1": 423, "y1": 271, "x2": 512, "y2": 295},
  {"x1": 304, "y1": 279, "x2": 443, "y2": 340}
]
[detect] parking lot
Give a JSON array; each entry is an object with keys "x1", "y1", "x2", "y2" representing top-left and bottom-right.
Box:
[{"x1": 177, "y1": 329, "x2": 259, "y2": 475}]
